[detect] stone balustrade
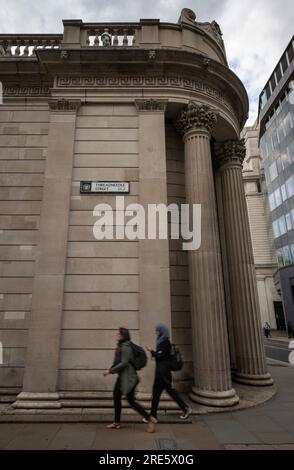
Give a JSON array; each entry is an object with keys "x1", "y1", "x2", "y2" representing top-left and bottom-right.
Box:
[
  {"x1": 83, "y1": 24, "x2": 136, "y2": 47},
  {"x1": 0, "y1": 9, "x2": 227, "y2": 64},
  {"x1": 0, "y1": 35, "x2": 62, "y2": 57}
]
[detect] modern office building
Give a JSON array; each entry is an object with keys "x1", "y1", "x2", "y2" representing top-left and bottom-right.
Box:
[
  {"x1": 0, "y1": 9, "x2": 273, "y2": 411},
  {"x1": 259, "y1": 36, "x2": 294, "y2": 330},
  {"x1": 242, "y1": 123, "x2": 282, "y2": 329}
]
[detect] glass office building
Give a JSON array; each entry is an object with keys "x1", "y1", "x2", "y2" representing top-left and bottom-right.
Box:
[{"x1": 259, "y1": 36, "x2": 294, "y2": 328}]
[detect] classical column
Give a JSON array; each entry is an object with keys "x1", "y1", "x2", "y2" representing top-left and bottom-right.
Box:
[
  {"x1": 14, "y1": 98, "x2": 81, "y2": 409},
  {"x1": 176, "y1": 102, "x2": 238, "y2": 406},
  {"x1": 215, "y1": 140, "x2": 273, "y2": 386},
  {"x1": 135, "y1": 99, "x2": 172, "y2": 394}
]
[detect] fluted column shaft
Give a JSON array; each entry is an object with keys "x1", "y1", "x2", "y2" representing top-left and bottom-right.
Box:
[
  {"x1": 177, "y1": 103, "x2": 238, "y2": 406},
  {"x1": 215, "y1": 140, "x2": 273, "y2": 386}
]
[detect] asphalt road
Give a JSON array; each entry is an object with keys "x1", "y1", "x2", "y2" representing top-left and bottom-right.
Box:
[{"x1": 264, "y1": 338, "x2": 292, "y2": 363}]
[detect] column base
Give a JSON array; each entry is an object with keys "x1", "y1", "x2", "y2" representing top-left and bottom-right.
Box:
[
  {"x1": 13, "y1": 392, "x2": 62, "y2": 409},
  {"x1": 233, "y1": 372, "x2": 274, "y2": 386},
  {"x1": 190, "y1": 387, "x2": 239, "y2": 407}
]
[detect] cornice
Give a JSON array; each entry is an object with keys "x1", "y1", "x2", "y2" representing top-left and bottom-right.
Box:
[{"x1": 0, "y1": 47, "x2": 248, "y2": 128}]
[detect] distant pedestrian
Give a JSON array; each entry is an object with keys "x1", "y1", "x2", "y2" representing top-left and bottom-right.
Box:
[
  {"x1": 263, "y1": 321, "x2": 271, "y2": 339},
  {"x1": 103, "y1": 327, "x2": 149, "y2": 429},
  {"x1": 146, "y1": 323, "x2": 192, "y2": 433},
  {"x1": 287, "y1": 321, "x2": 294, "y2": 339}
]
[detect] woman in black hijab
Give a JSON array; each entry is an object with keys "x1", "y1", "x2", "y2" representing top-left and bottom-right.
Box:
[{"x1": 146, "y1": 323, "x2": 192, "y2": 433}]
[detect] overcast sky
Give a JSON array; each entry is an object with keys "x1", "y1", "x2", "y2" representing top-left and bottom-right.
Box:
[{"x1": 0, "y1": 0, "x2": 293, "y2": 125}]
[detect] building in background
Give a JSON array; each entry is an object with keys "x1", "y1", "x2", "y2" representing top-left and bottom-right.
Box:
[
  {"x1": 242, "y1": 123, "x2": 282, "y2": 330},
  {"x1": 259, "y1": 35, "x2": 294, "y2": 330}
]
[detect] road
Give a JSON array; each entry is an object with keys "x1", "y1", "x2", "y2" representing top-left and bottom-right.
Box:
[{"x1": 264, "y1": 337, "x2": 292, "y2": 363}]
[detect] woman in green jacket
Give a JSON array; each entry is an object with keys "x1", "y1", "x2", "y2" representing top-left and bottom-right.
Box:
[{"x1": 103, "y1": 327, "x2": 149, "y2": 429}]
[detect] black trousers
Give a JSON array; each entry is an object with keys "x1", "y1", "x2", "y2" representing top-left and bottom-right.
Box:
[
  {"x1": 114, "y1": 378, "x2": 149, "y2": 423},
  {"x1": 150, "y1": 377, "x2": 187, "y2": 419}
]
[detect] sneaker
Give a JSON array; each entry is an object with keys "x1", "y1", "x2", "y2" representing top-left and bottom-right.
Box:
[
  {"x1": 142, "y1": 418, "x2": 148, "y2": 423},
  {"x1": 180, "y1": 406, "x2": 192, "y2": 420}
]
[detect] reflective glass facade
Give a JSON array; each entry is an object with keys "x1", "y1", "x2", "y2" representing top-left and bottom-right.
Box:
[
  {"x1": 260, "y1": 91, "x2": 294, "y2": 268},
  {"x1": 259, "y1": 35, "x2": 294, "y2": 325}
]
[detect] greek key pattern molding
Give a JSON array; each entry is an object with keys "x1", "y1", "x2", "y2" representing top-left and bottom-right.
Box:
[
  {"x1": 4, "y1": 86, "x2": 51, "y2": 96},
  {"x1": 55, "y1": 75, "x2": 233, "y2": 112}
]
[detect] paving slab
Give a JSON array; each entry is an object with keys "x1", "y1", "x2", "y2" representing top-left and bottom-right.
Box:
[
  {"x1": 47, "y1": 424, "x2": 96, "y2": 450},
  {"x1": 4, "y1": 423, "x2": 61, "y2": 450}
]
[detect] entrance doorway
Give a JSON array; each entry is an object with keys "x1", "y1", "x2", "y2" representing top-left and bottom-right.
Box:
[{"x1": 274, "y1": 301, "x2": 286, "y2": 330}]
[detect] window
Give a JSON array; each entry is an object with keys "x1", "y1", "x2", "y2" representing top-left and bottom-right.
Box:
[
  {"x1": 286, "y1": 177, "x2": 294, "y2": 198},
  {"x1": 270, "y1": 76, "x2": 277, "y2": 93},
  {"x1": 275, "y1": 64, "x2": 282, "y2": 83},
  {"x1": 281, "y1": 54, "x2": 288, "y2": 73},
  {"x1": 274, "y1": 188, "x2": 282, "y2": 207},
  {"x1": 272, "y1": 220, "x2": 280, "y2": 238},
  {"x1": 286, "y1": 43, "x2": 294, "y2": 63},
  {"x1": 281, "y1": 184, "x2": 287, "y2": 201},
  {"x1": 288, "y1": 141, "x2": 294, "y2": 163},
  {"x1": 278, "y1": 216, "x2": 287, "y2": 235},
  {"x1": 260, "y1": 90, "x2": 267, "y2": 109},
  {"x1": 291, "y1": 245, "x2": 294, "y2": 263},
  {"x1": 271, "y1": 129, "x2": 279, "y2": 150},
  {"x1": 265, "y1": 83, "x2": 271, "y2": 100},
  {"x1": 286, "y1": 213, "x2": 293, "y2": 231},
  {"x1": 269, "y1": 192, "x2": 276, "y2": 211},
  {"x1": 269, "y1": 161, "x2": 278, "y2": 181},
  {"x1": 283, "y1": 113, "x2": 292, "y2": 135},
  {"x1": 281, "y1": 152, "x2": 290, "y2": 170},
  {"x1": 283, "y1": 245, "x2": 292, "y2": 265},
  {"x1": 277, "y1": 248, "x2": 284, "y2": 267},
  {"x1": 256, "y1": 181, "x2": 262, "y2": 193},
  {"x1": 277, "y1": 120, "x2": 285, "y2": 141},
  {"x1": 277, "y1": 155, "x2": 283, "y2": 173}
]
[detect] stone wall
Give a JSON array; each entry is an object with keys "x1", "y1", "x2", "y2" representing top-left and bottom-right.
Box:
[
  {"x1": 0, "y1": 102, "x2": 49, "y2": 392},
  {"x1": 58, "y1": 104, "x2": 140, "y2": 392}
]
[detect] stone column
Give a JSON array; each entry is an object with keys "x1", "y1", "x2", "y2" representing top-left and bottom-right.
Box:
[
  {"x1": 176, "y1": 102, "x2": 238, "y2": 406},
  {"x1": 215, "y1": 140, "x2": 273, "y2": 386},
  {"x1": 14, "y1": 98, "x2": 81, "y2": 409},
  {"x1": 135, "y1": 99, "x2": 172, "y2": 394}
]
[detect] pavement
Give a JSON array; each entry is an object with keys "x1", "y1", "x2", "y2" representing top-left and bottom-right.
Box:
[
  {"x1": 264, "y1": 336, "x2": 294, "y2": 363},
  {"x1": 0, "y1": 362, "x2": 294, "y2": 450}
]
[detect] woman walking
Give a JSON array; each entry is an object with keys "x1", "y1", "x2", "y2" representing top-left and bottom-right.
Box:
[
  {"x1": 146, "y1": 323, "x2": 192, "y2": 433},
  {"x1": 103, "y1": 327, "x2": 149, "y2": 429}
]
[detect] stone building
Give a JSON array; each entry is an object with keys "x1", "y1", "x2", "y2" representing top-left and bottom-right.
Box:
[
  {"x1": 0, "y1": 9, "x2": 273, "y2": 410},
  {"x1": 242, "y1": 123, "x2": 283, "y2": 329}
]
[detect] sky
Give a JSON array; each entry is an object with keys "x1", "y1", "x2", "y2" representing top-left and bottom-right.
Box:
[{"x1": 0, "y1": 0, "x2": 293, "y2": 125}]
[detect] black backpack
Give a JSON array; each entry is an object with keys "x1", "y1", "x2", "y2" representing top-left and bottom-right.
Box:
[
  {"x1": 130, "y1": 342, "x2": 148, "y2": 370},
  {"x1": 170, "y1": 343, "x2": 183, "y2": 371}
]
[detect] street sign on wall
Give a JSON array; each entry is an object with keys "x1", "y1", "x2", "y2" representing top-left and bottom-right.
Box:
[{"x1": 80, "y1": 181, "x2": 130, "y2": 194}]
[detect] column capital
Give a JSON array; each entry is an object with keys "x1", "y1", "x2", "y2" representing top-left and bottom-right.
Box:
[
  {"x1": 48, "y1": 98, "x2": 81, "y2": 113},
  {"x1": 176, "y1": 101, "x2": 217, "y2": 135},
  {"x1": 215, "y1": 139, "x2": 246, "y2": 168},
  {"x1": 135, "y1": 99, "x2": 168, "y2": 113}
]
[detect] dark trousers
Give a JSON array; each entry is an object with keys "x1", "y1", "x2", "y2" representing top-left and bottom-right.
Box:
[
  {"x1": 114, "y1": 378, "x2": 149, "y2": 423},
  {"x1": 288, "y1": 329, "x2": 294, "y2": 339},
  {"x1": 150, "y1": 378, "x2": 187, "y2": 419}
]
